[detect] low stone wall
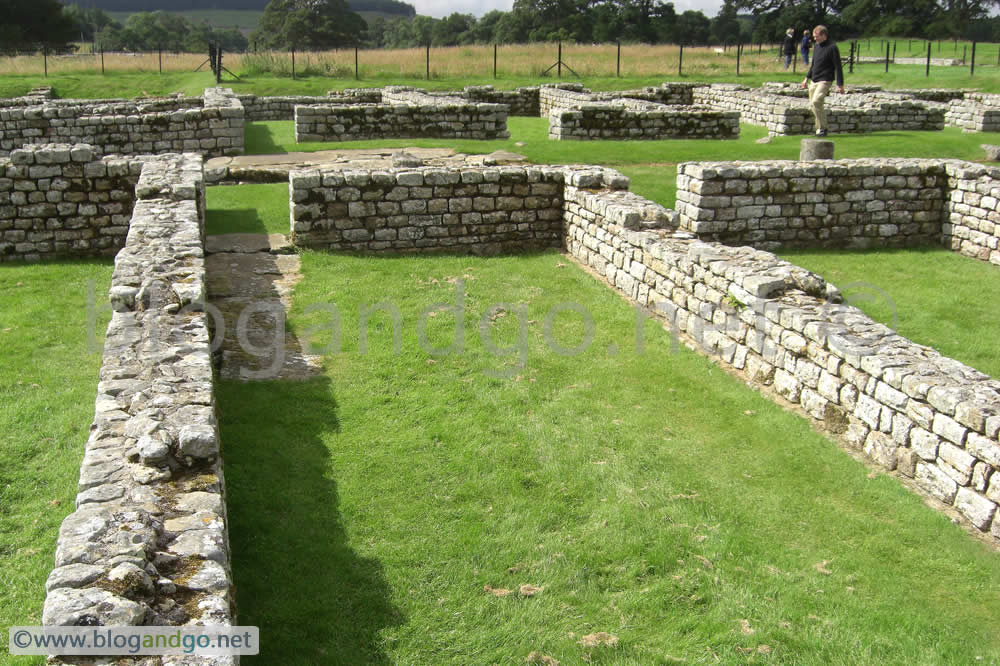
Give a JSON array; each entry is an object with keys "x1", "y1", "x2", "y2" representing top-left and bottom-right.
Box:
[
  {"x1": 290, "y1": 165, "x2": 573, "y2": 253},
  {"x1": 293, "y1": 88, "x2": 509, "y2": 142},
  {"x1": 237, "y1": 89, "x2": 382, "y2": 121},
  {"x1": 463, "y1": 85, "x2": 540, "y2": 116},
  {"x1": 565, "y1": 170, "x2": 1000, "y2": 542},
  {"x1": 946, "y1": 161, "x2": 1000, "y2": 265},
  {"x1": 946, "y1": 93, "x2": 1000, "y2": 132},
  {"x1": 693, "y1": 84, "x2": 945, "y2": 135},
  {"x1": 0, "y1": 144, "x2": 142, "y2": 263},
  {"x1": 672, "y1": 158, "x2": 1000, "y2": 263},
  {"x1": 43, "y1": 153, "x2": 237, "y2": 652},
  {"x1": 0, "y1": 88, "x2": 244, "y2": 158},
  {"x1": 539, "y1": 84, "x2": 736, "y2": 141},
  {"x1": 675, "y1": 159, "x2": 947, "y2": 250},
  {"x1": 549, "y1": 99, "x2": 739, "y2": 140}
]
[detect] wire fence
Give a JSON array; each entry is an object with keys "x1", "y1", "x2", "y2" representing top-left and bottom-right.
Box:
[{"x1": 2, "y1": 40, "x2": 998, "y2": 81}]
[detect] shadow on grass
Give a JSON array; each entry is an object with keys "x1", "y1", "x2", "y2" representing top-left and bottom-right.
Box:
[
  {"x1": 205, "y1": 208, "x2": 270, "y2": 236},
  {"x1": 245, "y1": 123, "x2": 288, "y2": 155},
  {"x1": 218, "y1": 378, "x2": 402, "y2": 664}
]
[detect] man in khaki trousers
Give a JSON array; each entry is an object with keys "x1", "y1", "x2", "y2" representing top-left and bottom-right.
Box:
[{"x1": 800, "y1": 25, "x2": 844, "y2": 137}]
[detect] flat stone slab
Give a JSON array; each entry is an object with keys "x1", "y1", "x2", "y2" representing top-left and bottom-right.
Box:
[
  {"x1": 205, "y1": 235, "x2": 321, "y2": 381},
  {"x1": 205, "y1": 233, "x2": 294, "y2": 255},
  {"x1": 206, "y1": 147, "x2": 460, "y2": 174}
]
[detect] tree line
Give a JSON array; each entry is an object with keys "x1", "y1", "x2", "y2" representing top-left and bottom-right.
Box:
[{"x1": 5, "y1": 0, "x2": 1000, "y2": 56}]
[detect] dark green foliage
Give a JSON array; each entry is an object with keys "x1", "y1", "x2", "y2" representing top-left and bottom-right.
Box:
[
  {"x1": 0, "y1": 0, "x2": 78, "y2": 54},
  {"x1": 95, "y1": 11, "x2": 248, "y2": 52},
  {"x1": 251, "y1": 0, "x2": 367, "y2": 50}
]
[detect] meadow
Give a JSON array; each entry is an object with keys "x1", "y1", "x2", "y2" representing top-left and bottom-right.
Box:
[
  {"x1": 3, "y1": 63, "x2": 1000, "y2": 664},
  {"x1": 1, "y1": 40, "x2": 999, "y2": 94}
]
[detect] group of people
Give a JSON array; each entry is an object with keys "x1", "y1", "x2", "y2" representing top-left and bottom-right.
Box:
[
  {"x1": 782, "y1": 27, "x2": 813, "y2": 68},
  {"x1": 784, "y1": 25, "x2": 846, "y2": 137}
]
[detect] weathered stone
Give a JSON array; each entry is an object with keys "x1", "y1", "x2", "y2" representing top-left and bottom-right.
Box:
[
  {"x1": 800, "y1": 139, "x2": 835, "y2": 160},
  {"x1": 42, "y1": 587, "x2": 146, "y2": 626},
  {"x1": 178, "y1": 424, "x2": 218, "y2": 460},
  {"x1": 954, "y1": 488, "x2": 997, "y2": 530}
]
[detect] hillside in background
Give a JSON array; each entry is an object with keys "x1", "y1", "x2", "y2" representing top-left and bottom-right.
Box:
[{"x1": 62, "y1": 0, "x2": 415, "y2": 17}]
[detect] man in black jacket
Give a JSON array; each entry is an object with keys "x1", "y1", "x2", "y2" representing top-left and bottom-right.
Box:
[{"x1": 799, "y1": 25, "x2": 845, "y2": 137}]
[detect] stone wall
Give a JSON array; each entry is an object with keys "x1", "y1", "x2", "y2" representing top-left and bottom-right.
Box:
[
  {"x1": 945, "y1": 93, "x2": 1000, "y2": 132},
  {"x1": 43, "y1": 153, "x2": 237, "y2": 656},
  {"x1": 549, "y1": 99, "x2": 739, "y2": 141},
  {"x1": 675, "y1": 159, "x2": 948, "y2": 250},
  {"x1": 237, "y1": 89, "x2": 382, "y2": 121},
  {"x1": 293, "y1": 89, "x2": 509, "y2": 143},
  {"x1": 0, "y1": 88, "x2": 244, "y2": 158},
  {"x1": 564, "y1": 169, "x2": 1000, "y2": 542},
  {"x1": 463, "y1": 85, "x2": 540, "y2": 116},
  {"x1": 946, "y1": 161, "x2": 1000, "y2": 265},
  {"x1": 0, "y1": 144, "x2": 141, "y2": 263},
  {"x1": 693, "y1": 84, "x2": 945, "y2": 135},
  {"x1": 538, "y1": 83, "x2": 699, "y2": 117},
  {"x1": 290, "y1": 166, "x2": 569, "y2": 253}
]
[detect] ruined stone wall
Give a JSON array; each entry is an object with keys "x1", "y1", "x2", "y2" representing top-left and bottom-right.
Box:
[
  {"x1": 549, "y1": 100, "x2": 739, "y2": 141},
  {"x1": 293, "y1": 98, "x2": 509, "y2": 142},
  {"x1": 290, "y1": 166, "x2": 565, "y2": 253},
  {"x1": 0, "y1": 144, "x2": 141, "y2": 263},
  {"x1": 237, "y1": 89, "x2": 382, "y2": 121},
  {"x1": 693, "y1": 84, "x2": 945, "y2": 135},
  {"x1": 565, "y1": 171, "x2": 1000, "y2": 542},
  {"x1": 675, "y1": 159, "x2": 948, "y2": 250},
  {"x1": 462, "y1": 85, "x2": 540, "y2": 116},
  {"x1": 43, "y1": 153, "x2": 237, "y2": 651},
  {"x1": 945, "y1": 93, "x2": 1000, "y2": 132},
  {"x1": 0, "y1": 88, "x2": 244, "y2": 158},
  {"x1": 946, "y1": 161, "x2": 1000, "y2": 266}
]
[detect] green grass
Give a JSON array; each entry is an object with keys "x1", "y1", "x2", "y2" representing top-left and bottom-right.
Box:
[
  {"x1": 205, "y1": 183, "x2": 290, "y2": 235},
  {"x1": 243, "y1": 118, "x2": 1000, "y2": 211},
  {"x1": 0, "y1": 261, "x2": 113, "y2": 665},
  {"x1": 220, "y1": 249, "x2": 1000, "y2": 664},
  {"x1": 777, "y1": 247, "x2": 1000, "y2": 378}
]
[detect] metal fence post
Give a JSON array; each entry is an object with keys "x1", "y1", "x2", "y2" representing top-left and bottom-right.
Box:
[
  {"x1": 736, "y1": 42, "x2": 741, "y2": 76},
  {"x1": 291, "y1": 47, "x2": 295, "y2": 79},
  {"x1": 558, "y1": 41, "x2": 562, "y2": 77},
  {"x1": 426, "y1": 44, "x2": 430, "y2": 80},
  {"x1": 355, "y1": 46, "x2": 359, "y2": 80},
  {"x1": 493, "y1": 43, "x2": 497, "y2": 79},
  {"x1": 926, "y1": 41, "x2": 931, "y2": 77},
  {"x1": 971, "y1": 41, "x2": 976, "y2": 76},
  {"x1": 43, "y1": 45, "x2": 48, "y2": 78},
  {"x1": 885, "y1": 42, "x2": 889, "y2": 73},
  {"x1": 158, "y1": 45, "x2": 162, "y2": 74},
  {"x1": 101, "y1": 46, "x2": 105, "y2": 75},
  {"x1": 678, "y1": 43, "x2": 683, "y2": 76},
  {"x1": 616, "y1": 41, "x2": 621, "y2": 77}
]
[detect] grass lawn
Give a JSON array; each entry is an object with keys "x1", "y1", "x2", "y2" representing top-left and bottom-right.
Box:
[
  {"x1": 242, "y1": 117, "x2": 1000, "y2": 212},
  {"x1": 777, "y1": 247, "x2": 1000, "y2": 379},
  {"x1": 219, "y1": 248, "x2": 1000, "y2": 664},
  {"x1": 206, "y1": 183, "x2": 290, "y2": 236},
  {"x1": 0, "y1": 261, "x2": 113, "y2": 665}
]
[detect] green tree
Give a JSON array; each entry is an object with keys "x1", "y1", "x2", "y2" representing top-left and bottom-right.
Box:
[
  {"x1": 710, "y1": 0, "x2": 741, "y2": 45},
  {"x1": 0, "y1": 0, "x2": 77, "y2": 53},
  {"x1": 251, "y1": 0, "x2": 367, "y2": 50},
  {"x1": 675, "y1": 9, "x2": 711, "y2": 44}
]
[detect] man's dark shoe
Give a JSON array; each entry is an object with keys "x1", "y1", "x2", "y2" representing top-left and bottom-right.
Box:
[{"x1": 815, "y1": 129, "x2": 828, "y2": 137}]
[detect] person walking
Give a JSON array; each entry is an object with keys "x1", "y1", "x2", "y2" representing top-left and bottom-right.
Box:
[
  {"x1": 800, "y1": 25, "x2": 844, "y2": 137},
  {"x1": 800, "y1": 29, "x2": 811, "y2": 65},
  {"x1": 782, "y1": 28, "x2": 796, "y2": 69}
]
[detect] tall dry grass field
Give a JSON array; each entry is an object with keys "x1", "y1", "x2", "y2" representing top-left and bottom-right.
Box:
[
  {"x1": 0, "y1": 52, "x2": 208, "y2": 76},
  {"x1": 240, "y1": 43, "x2": 786, "y2": 79},
  {"x1": 1, "y1": 43, "x2": 786, "y2": 79}
]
